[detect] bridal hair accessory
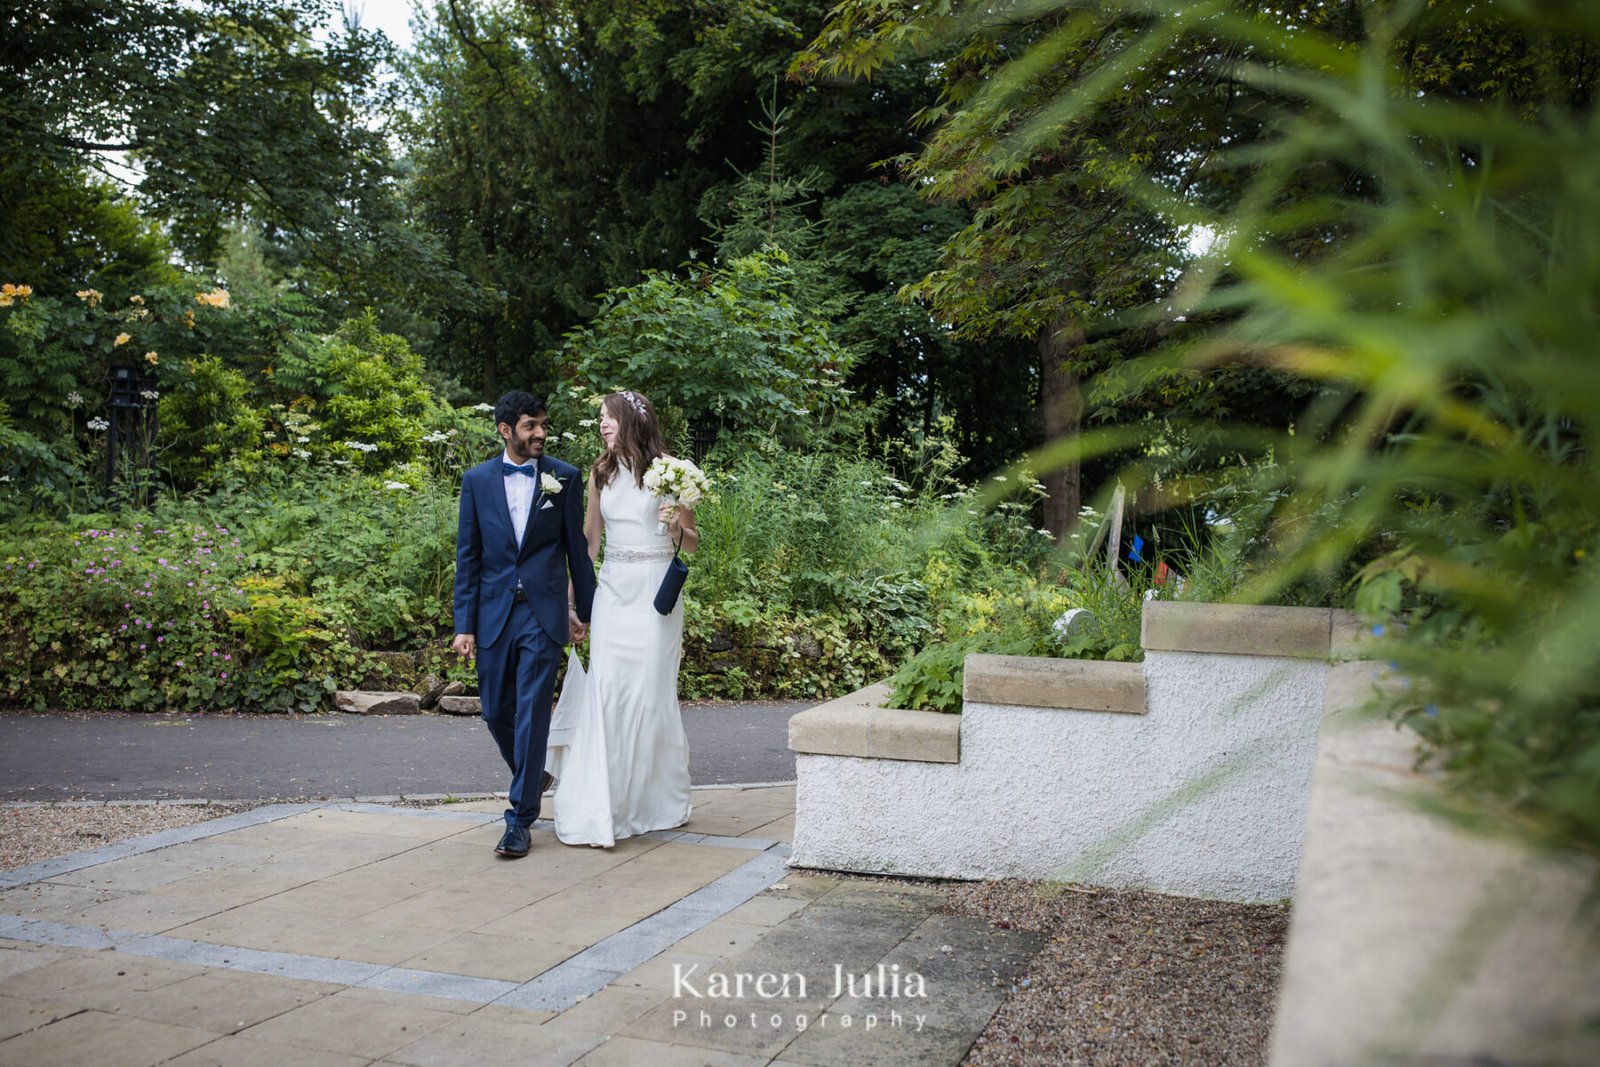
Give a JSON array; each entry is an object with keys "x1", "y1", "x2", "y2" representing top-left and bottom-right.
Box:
[{"x1": 621, "y1": 391, "x2": 648, "y2": 416}]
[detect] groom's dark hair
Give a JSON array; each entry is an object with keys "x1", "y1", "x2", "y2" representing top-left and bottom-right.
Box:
[{"x1": 493, "y1": 390, "x2": 547, "y2": 430}]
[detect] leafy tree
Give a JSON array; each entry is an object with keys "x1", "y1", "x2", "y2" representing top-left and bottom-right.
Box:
[
  {"x1": 401, "y1": 0, "x2": 822, "y2": 396},
  {"x1": 2, "y1": 0, "x2": 434, "y2": 314},
  {"x1": 562, "y1": 250, "x2": 852, "y2": 435},
  {"x1": 794, "y1": 2, "x2": 1246, "y2": 533}
]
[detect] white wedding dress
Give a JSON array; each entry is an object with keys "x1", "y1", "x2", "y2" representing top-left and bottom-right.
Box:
[{"x1": 546, "y1": 464, "x2": 692, "y2": 847}]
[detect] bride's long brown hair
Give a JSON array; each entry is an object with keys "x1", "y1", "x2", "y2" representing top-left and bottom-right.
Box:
[{"x1": 592, "y1": 390, "x2": 668, "y2": 490}]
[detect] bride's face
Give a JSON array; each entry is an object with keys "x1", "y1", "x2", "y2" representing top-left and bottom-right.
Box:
[{"x1": 598, "y1": 402, "x2": 619, "y2": 451}]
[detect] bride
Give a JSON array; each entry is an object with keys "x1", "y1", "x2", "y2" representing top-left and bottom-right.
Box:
[{"x1": 546, "y1": 389, "x2": 695, "y2": 847}]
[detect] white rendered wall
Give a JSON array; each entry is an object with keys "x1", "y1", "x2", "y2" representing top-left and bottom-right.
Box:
[{"x1": 790, "y1": 651, "x2": 1329, "y2": 902}]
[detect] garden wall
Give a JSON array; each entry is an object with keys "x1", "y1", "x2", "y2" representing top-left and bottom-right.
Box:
[
  {"x1": 787, "y1": 602, "x2": 1360, "y2": 902},
  {"x1": 1267, "y1": 661, "x2": 1600, "y2": 1065}
]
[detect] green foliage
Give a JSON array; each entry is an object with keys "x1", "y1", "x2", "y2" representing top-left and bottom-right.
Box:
[
  {"x1": 3, "y1": 0, "x2": 433, "y2": 314},
  {"x1": 284, "y1": 314, "x2": 440, "y2": 472},
  {"x1": 400, "y1": 0, "x2": 813, "y2": 392},
  {"x1": 156, "y1": 357, "x2": 266, "y2": 487},
  {"x1": 563, "y1": 251, "x2": 853, "y2": 431},
  {"x1": 882, "y1": 0, "x2": 1600, "y2": 855}
]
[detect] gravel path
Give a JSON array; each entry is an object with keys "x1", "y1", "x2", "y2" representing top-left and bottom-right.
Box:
[
  {"x1": 948, "y1": 880, "x2": 1288, "y2": 1066},
  {"x1": 0, "y1": 802, "x2": 255, "y2": 872}
]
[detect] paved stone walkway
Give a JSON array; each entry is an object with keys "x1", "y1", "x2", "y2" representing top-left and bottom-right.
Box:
[{"x1": 0, "y1": 788, "x2": 1039, "y2": 1065}]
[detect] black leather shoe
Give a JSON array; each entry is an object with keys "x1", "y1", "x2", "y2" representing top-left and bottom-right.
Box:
[
  {"x1": 494, "y1": 824, "x2": 531, "y2": 858},
  {"x1": 541, "y1": 771, "x2": 555, "y2": 795}
]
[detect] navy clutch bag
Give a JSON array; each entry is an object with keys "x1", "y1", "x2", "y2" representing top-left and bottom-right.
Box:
[{"x1": 654, "y1": 532, "x2": 689, "y2": 615}]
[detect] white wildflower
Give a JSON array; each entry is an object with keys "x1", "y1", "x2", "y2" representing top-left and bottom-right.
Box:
[
  {"x1": 383, "y1": 481, "x2": 410, "y2": 491},
  {"x1": 87, "y1": 417, "x2": 109, "y2": 432}
]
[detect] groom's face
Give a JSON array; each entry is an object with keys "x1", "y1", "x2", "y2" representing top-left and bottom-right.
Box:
[{"x1": 501, "y1": 413, "x2": 549, "y2": 464}]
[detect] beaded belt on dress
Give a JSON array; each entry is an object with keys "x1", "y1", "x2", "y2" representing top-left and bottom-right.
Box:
[{"x1": 603, "y1": 545, "x2": 676, "y2": 564}]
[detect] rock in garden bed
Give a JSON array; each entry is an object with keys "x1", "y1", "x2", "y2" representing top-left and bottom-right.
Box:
[{"x1": 334, "y1": 691, "x2": 421, "y2": 715}]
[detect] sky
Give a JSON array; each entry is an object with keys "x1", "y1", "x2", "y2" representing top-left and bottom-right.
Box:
[{"x1": 343, "y1": 0, "x2": 419, "y2": 52}]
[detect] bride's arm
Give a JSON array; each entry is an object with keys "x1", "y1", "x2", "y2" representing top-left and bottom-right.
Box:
[
  {"x1": 584, "y1": 468, "x2": 603, "y2": 564},
  {"x1": 666, "y1": 503, "x2": 699, "y2": 555}
]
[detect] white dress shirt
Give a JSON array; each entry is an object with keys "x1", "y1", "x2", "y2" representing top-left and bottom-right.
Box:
[{"x1": 501, "y1": 451, "x2": 537, "y2": 548}]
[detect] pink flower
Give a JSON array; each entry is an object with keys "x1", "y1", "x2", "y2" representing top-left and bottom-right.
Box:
[{"x1": 220, "y1": 672, "x2": 228, "y2": 679}]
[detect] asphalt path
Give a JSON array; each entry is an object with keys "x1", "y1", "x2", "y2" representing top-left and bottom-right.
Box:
[{"x1": 0, "y1": 702, "x2": 811, "y2": 802}]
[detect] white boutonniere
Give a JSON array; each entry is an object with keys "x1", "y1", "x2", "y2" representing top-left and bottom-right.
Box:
[{"x1": 540, "y1": 472, "x2": 562, "y2": 495}]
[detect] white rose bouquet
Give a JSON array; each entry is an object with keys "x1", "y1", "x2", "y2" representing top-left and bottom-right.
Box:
[{"x1": 644, "y1": 456, "x2": 709, "y2": 536}]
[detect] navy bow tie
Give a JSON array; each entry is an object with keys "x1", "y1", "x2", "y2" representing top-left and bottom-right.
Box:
[{"x1": 502, "y1": 462, "x2": 537, "y2": 478}]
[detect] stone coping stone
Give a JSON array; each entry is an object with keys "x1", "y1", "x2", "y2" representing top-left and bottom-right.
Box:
[
  {"x1": 962, "y1": 652, "x2": 1146, "y2": 714},
  {"x1": 788, "y1": 681, "x2": 959, "y2": 764},
  {"x1": 1141, "y1": 601, "x2": 1333, "y2": 660}
]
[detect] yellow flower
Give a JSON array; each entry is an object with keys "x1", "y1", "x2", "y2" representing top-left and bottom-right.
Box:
[
  {"x1": 194, "y1": 288, "x2": 231, "y2": 309},
  {"x1": 114, "y1": 332, "x2": 131, "y2": 347},
  {"x1": 183, "y1": 309, "x2": 195, "y2": 329},
  {"x1": 0, "y1": 283, "x2": 31, "y2": 307},
  {"x1": 144, "y1": 350, "x2": 159, "y2": 365},
  {"x1": 128, "y1": 294, "x2": 145, "y2": 306},
  {"x1": 76, "y1": 288, "x2": 103, "y2": 307}
]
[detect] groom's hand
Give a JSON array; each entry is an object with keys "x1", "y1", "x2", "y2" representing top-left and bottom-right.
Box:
[
  {"x1": 451, "y1": 633, "x2": 476, "y2": 661},
  {"x1": 568, "y1": 608, "x2": 586, "y2": 644}
]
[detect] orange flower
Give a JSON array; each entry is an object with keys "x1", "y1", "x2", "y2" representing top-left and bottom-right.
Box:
[
  {"x1": 194, "y1": 288, "x2": 231, "y2": 309},
  {"x1": 183, "y1": 309, "x2": 196, "y2": 329},
  {"x1": 76, "y1": 289, "x2": 103, "y2": 307},
  {"x1": 0, "y1": 283, "x2": 31, "y2": 307}
]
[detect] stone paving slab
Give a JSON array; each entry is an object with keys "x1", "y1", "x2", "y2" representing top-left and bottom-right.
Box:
[{"x1": 0, "y1": 786, "x2": 1036, "y2": 1065}]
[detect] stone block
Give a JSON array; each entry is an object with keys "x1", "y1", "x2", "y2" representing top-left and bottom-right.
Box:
[
  {"x1": 436, "y1": 694, "x2": 482, "y2": 716},
  {"x1": 1328, "y1": 609, "x2": 1381, "y2": 661},
  {"x1": 786, "y1": 688, "x2": 880, "y2": 758},
  {"x1": 334, "y1": 691, "x2": 421, "y2": 716},
  {"x1": 788, "y1": 683, "x2": 958, "y2": 763},
  {"x1": 868, "y1": 707, "x2": 960, "y2": 762},
  {"x1": 1141, "y1": 601, "x2": 1332, "y2": 659},
  {"x1": 963, "y1": 653, "x2": 1145, "y2": 713}
]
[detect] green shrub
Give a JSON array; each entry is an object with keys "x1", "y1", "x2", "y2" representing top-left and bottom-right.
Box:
[{"x1": 0, "y1": 522, "x2": 257, "y2": 711}]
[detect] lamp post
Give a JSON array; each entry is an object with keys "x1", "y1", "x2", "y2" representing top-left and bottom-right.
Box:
[{"x1": 107, "y1": 364, "x2": 159, "y2": 502}]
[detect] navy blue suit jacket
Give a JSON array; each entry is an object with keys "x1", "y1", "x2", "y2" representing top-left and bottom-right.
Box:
[{"x1": 453, "y1": 455, "x2": 596, "y2": 649}]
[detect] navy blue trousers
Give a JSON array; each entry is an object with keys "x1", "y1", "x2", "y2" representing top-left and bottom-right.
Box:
[{"x1": 476, "y1": 599, "x2": 560, "y2": 829}]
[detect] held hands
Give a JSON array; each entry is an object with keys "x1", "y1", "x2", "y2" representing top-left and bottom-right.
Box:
[
  {"x1": 451, "y1": 633, "x2": 476, "y2": 661},
  {"x1": 568, "y1": 607, "x2": 587, "y2": 643}
]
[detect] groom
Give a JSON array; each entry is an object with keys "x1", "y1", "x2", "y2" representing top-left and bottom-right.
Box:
[{"x1": 452, "y1": 391, "x2": 596, "y2": 858}]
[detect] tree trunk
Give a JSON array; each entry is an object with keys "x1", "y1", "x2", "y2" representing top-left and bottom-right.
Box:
[{"x1": 1039, "y1": 315, "x2": 1084, "y2": 539}]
